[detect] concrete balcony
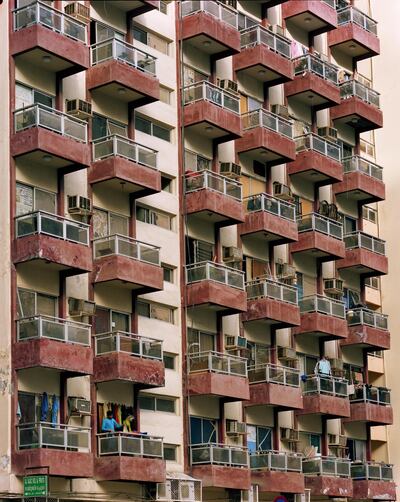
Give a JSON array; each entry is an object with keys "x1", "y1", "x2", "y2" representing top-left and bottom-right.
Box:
[
  {"x1": 236, "y1": 109, "x2": 295, "y2": 166},
  {"x1": 108, "y1": 0, "x2": 160, "y2": 14},
  {"x1": 190, "y1": 444, "x2": 251, "y2": 490},
  {"x1": 346, "y1": 385, "x2": 393, "y2": 426},
  {"x1": 328, "y1": 6, "x2": 379, "y2": 62},
  {"x1": 188, "y1": 351, "x2": 249, "y2": 401},
  {"x1": 251, "y1": 451, "x2": 305, "y2": 494},
  {"x1": 184, "y1": 171, "x2": 244, "y2": 226},
  {"x1": 233, "y1": 25, "x2": 293, "y2": 85},
  {"x1": 282, "y1": 0, "x2": 337, "y2": 35},
  {"x1": 351, "y1": 462, "x2": 396, "y2": 501},
  {"x1": 93, "y1": 332, "x2": 164, "y2": 387},
  {"x1": 14, "y1": 211, "x2": 92, "y2": 274},
  {"x1": 90, "y1": 135, "x2": 161, "y2": 198},
  {"x1": 333, "y1": 156, "x2": 385, "y2": 205},
  {"x1": 289, "y1": 133, "x2": 343, "y2": 185},
  {"x1": 180, "y1": 0, "x2": 240, "y2": 59},
  {"x1": 88, "y1": 40, "x2": 159, "y2": 107},
  {"x1": 11, "y1": 1, "x2": 89, "y2": 75},
  {"x1": 299, "y1": 375, "x2": 350, "y2": 418},
  {"x1": 95, "y1": 433, "x2": 165, "y2": 482},
  {"x1": 342, "y1": 308, "x2": 390, "y2": 350},
  {"x1": 303, "y1": 456, "x2": 353, "y2": 498},
  {"x1": 338, "y1": 232, "x2": 388, "y2": 277},
  {"x1": 92, "y1": 235, "x2": 163, "y2": 293},
  {"x1": 185, "y1": 261, "x2": 247, "y2": 315}
]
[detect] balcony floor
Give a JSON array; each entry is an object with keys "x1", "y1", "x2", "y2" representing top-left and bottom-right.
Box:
[
  {"x1": 186, "y1": 281, "x2": 247, "y2": 315},
  {"x1": 13, "y1": 449, "x2": 93, "y2": 478},
  {"x1": 188, "y1": 372, "x2": 250, "y2": 401},
  {"x1": 333, "y1": 171, "x2": 385, "y2": 205},
  {"x1": 352, "y1": 479, "x2": 396, "y2": 500},
  {"x1": 191, "y1": 465, "x2": 251, "y2": 490},
  {"x1": 345, "y1": 402, "x2": 393, "y2": 425},
  {"x1": 305, "y1": 475, "x2": 353, "y2": 498},
  {"x1": 243, "y1": 298, "x2": 301, "y2": 328},
  {"x1": 245, "y1": 382, "x2": 303, "y2": 410},
  {"x1": 282, "y1": 1, "x2": 337, "y2": 34},
  {"x1": 252, "y1": 470, "x2": 305, "y2": 494},
  {"x1": 328, "y1": 23, "x2": 380, "y2": 61},
  {"x1": 290, "y1": 232, "x2": 346, "y2": 262},
  {"x1": 285, "y1": 74, "x2": 340, "y2": 109},
  {"x1": 337, "y1": 249, "x2": 388, "y2": 277},
  {"x1": 95, "y1": 456, "x2": 165, "y2": 482},
  {"x1": 288, "y1": 150, "x2": 343, "y2": 186},
  {"x1": 298, "y1": 394, "x2": 351, "y2": 418},
  {"x1": 185, "y1": 189, "x2": 244, "y2": 226},
  {"x1": 341, "y1": 325, "x2": 390, "y2": 350},
  {"x1": 331, "y1": 97, "x2": 383, "y2": 133},
  {"x1": 294, "y1": 312, "x2": 348, "y2": 341},
  {"x1": 239, "y1": 211, "x2": 298, "y2": 245}
]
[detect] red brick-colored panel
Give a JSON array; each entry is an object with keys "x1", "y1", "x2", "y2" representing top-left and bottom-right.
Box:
[
  {"x1": 245, "y1": 382, "x2": 303, "y2": 410},
  {"x1": 191, "y1": 465, "x2": 251, "y2": 490},
  {"x1": 288, "y1": 150, "x2": 343, "y2": 183},
  {"x1": 333, "y1": 170, "x2": 385, "y2": 204},
  {"x1": 341, "y1": 325, "x2": 390, "y2": 350},
  {"x1": 184, "y1": 101, "x2": 242, "y2": 140},
  {"x1": 13, "y1": 450, "x2": 93, "y2": 478},
  {"x1": 345, "y1": 402, "x2": 393, "y2": 425},
  {"x1": 331, "y1": 97, "x2": 383, "y2": 131},
  {"x1": 185, "y1": 189, "x2": 245, "y2": 225},
  {"x1": 243, "y1": 298, "x2": 300, "y2": 328},
  {"x1": 188, "y1": 372, "x2": 250, "y2": 401},
  {"x1": 294, "y1": 312, "x2": 348, "y2": 340},
  {"x1": 186, "y1": 281, "x2": 247, "y2": 314},
  {"x1": 352, "y1": 480, "x2": 396, "y2": 500},
  {"x1": 95, "y1": 456, "x2": 166, "y2": 482},
  {"x1": 236, "y1": 127, "x2": 296, "y2": 164},
  {"x1": 305, "y1": 475, "x2": 353, "y2": 497},
  {"x1": 337, "y1": 248, "x2": 388, "y2": 276},
  {"x1": 252, "y1": 470, "x2": 305, "y2": 494},
  {"x1": 328, "y1": 23, "x2": 380, "y2": 60},
  {"x1": 299, "y1": 394, "x2": 350, "y2": 418},
  {"x1": 285, "y1": 73, "x2": 340, "y2": 107},
  {"x1": 239, "y1": 211, "x2": 298, "y2": 244},
  {"x1": 290, "y1": 232, "x2": 346, "y2": 260},
  {"x1": 282, "y1": 1, "x2": 337, "y2": 32}
]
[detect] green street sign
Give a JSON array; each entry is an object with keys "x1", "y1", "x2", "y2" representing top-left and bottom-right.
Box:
[{"x1": 23, "y1": 475, "x2": 48, "y2": 497}]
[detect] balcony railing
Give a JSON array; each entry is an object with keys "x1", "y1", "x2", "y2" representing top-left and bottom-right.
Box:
[
  {"x1": 16, "y1": 211, "x2": 89, "y2": 245},
  {"x1": 299, "y1": 294, "x2": 346, "y2": 319},
  {"x1": 183, "y1": 81, "x2": 240, "y2": 114},
  {"x1": 342, "y1": 156, "x2": 383, "y2": 181},
  {"x1": 184, "y1": 149, "x2": 212, "y2": 171},
  {"x1": 93, "y1": 234, "x2": 160, "y2": 265},
  {"x1": 293, "y1": 54, "x2": 339, "y2": 84},
  {"x1": 337, "y1": 6, "x2": 378, "y2": 35},
  {"x1": 250, "y1": 450, "x2": 302, "y2": 471},
  {"x1": 186, "y1": 261, "x2": 245, "y2": 290},
  {"x1": 18, "y1": 423, "x2": 90, "y2": 451},
  {"x1": 14, "y1": 104, "x2": 87, "y2": 142},
  {"x1": 350, "y1": 384, "x2": 391, "y2": 406},
  {"x1": 244, "y1": 193, "x2": 296, "y2": 221},
  {"x1": 242, "y1": 108, "x2": 293, "y2": 138},
  {"x1": 181, "y1": 0, "x2": 238, "y2": 28},
  {"x1": 91, "y1": 38, "x2": 156, "y2": 75},
  {"x1": 13, "y1": 1, "x2": 87, "y2": 43},
  {"x1": 248, "y1": 363, "x2": 300, "y2": 387},
  {"x1": 347, "y1": 307, "x2": 388, "y2": 330},
  {"x1": 94, "y1": 331, "x2": 162, "y2": 360},
  {"x1": 190, "y1": 444, "x2": 249, "y2": 467},
  {"x1": 340, "y1": 80, "x2": 380, "y2": 108},
  {"x1": 188, "y1": 351, "x2": 247, "y2": 377},
  {"x1": 322, "y1": 0, "x2": 336, "y2": 7},
  {"x1": 246, "y1": 278, "x2": 298, "y2": 305},
  {"x1": 303, "y1": 375, "x2": 348, "y2": 397},
  {"x1": 185, "y1": 171, "x2": 242, "y2": 201},
  {"x1": 351, "y1": 462, "x2": 394, "y2": 481},
  {"x1": 297, "y1": 213, "x2": 343, "y2": 240},
  {"x1": 17, "y1": 315, "x2": 91, "y2": 346},
  {"x1": 295, "y1": 133, "x2": 341, "y2": 162},
  {"x1": 240, "y1": 25, "x2": 291, "y2": 58},
  {"x1": 92, "y1": 135, "x2": 158, "y2": 169},
  {"x1": 303, "y1": 456, "x2": 351, "y2": 477},
  {"x1": 344, "y1": 232, "x2": 386, "y2": 255},
  {"x1": 97, "y1": 432, "x2": 163, "y2": 458}
]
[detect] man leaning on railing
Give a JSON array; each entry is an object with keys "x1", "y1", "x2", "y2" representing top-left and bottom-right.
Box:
[{"x1": 314, "y1": 355, "x2": 332, "y2": 376}]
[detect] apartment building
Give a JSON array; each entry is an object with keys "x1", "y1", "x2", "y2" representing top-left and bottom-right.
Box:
[{"x1": 0, "y1": 0, "x2": 395, "y2": 501}]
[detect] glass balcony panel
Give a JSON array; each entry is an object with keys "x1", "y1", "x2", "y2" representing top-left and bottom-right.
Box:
[
  {"x1": 40, "y1": 214, "x2": 64, "y2": 238},
  {"x1": 41, "y1": 318, "x2": 65, "y2": 341},
  {"x1": 319, "y1": 377, "x2": 334, "y2": 394},
  {"x1": 337, "y1": 460, "x2": 351, "y2": 477},
  {"x1": 67, "y1": 429, "x2": 89, "y2": 450},
  {"x1": 41, "y1": 426, "x2": 65, "y2": 447},
  {"x1": 191, "y1": 446, "x2": 211, "y2": 463},
  {"x1": 321, "y1": 458, "x2": 336, "y2": 475},
  {"x1": 16, "y1": 214, "x2": 37, "y2": 237},
  {"x1": 381, "y1": 465, "x2": 393, "y2": 480},
  {"x1": 213, "y1": 446, "x2": 230, "y2": 464},
  {"x1": 302, "y1": 458, "x2": 321, "y2": 475},
  {"x1": 231, "y1": 449, "x2": 248, "y2": 466}
]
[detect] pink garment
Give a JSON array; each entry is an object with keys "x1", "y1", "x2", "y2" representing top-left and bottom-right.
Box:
[{"x1": 291, "y1": 40, "x2": 304, "y2": 58}]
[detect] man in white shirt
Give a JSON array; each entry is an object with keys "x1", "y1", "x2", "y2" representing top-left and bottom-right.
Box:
[{"x1": 315, "y1": 355, "x2": 331, "y2": 376}]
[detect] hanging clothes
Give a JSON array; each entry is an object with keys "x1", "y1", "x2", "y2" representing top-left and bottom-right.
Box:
[
  {"x1": 51, "y1": 395, "x2": 59, "y2": 426},
  {"x1": 40, "y1": 392, "x2": 48, "y2": 422}
]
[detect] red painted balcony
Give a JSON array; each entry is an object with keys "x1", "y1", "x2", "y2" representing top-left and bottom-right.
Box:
[
  {"x1": 180, "y1": 0, "x2": 240, "y2": 58},
  {"x1": 303, "y1": 456, "x2": 353, "y2": 498},
  {"x1": 333, "y1": 156, "x2": 385, "y2": 205},
  {"x1": 14, "y1": 211, "x2": 92, "y2": 274},
  {"x1": 188, "y1": 351, "x2": 249, "y2": 401},
  {"x1": 185, "y1": 261, "x2": 247, "y2": 315},
  {"x1": 88, "y1": 40, "x2": 159, "y2": 107},
  {"x1": 14, "y1": 423, "x2": 93, "y2": 477},
  {"x1": 338, "y1": 232, "x2": 388, "y2": 277},
  {"x1": 246, "y1": 364, "x2": 303, "y2": 410},
  {"x1": 331, "y1": 81, "x2": 383, "y2": 132},
  {"x1": 95, "y1": 432, "x2": 165, "y2": 482},
  {"x1": 299, "y1": 374, "x2": 350, "y2": 418},
  {"x1": 351, "y1": 462, "x2": 396, "y2": 501},
  {"x1": 346, "y1": 385, "x2": 393, "y2": 426},
  {"x1": 251, "y1": 451, "x2": 305, "y2": 494},
  {"x1": 240, "y1": 193, "x2": 298, "y2": 245},
  {"x1": 342, "y1": 308, "x2": 390, "y2": 350},
  {"x1": 90, "y1": 136, "x2": 161, "y2": 198},
  {"x1": 93, "y1": 332, "x2": 164, "y2": 388},
  {"x1": 234, "y1": 25, "x2": 293, "y2": 85},
  {"x1": 11, "y1": 1, "x2": 89, "y2": 75},
  {"x1": 109, "y1": 0, "x2": 160, "y2": 14},
  {"x1": 236, "y1": 109, "x2": 295, "y2": 166},
  {"x1": 282, "y1": 0, "x2": 337, "y2": 35},
  {"x1": 328, "y1": 6, "x2": 379, "y2": 61},
  {"x1": 184, "y1": 171, "x2": 244, "y2": 226},
  {"x1": 12, "y1": 104, "x2": 90, "y2": 168},
  {"x1": 244, "y1": 279, "x2": 300, "y2": 328},
  {"x1": 190, "y1": 444, "x2": 251, "y2": 490},
  {"x1": 285, "y1": 54, "x2": 340, "y2": 109},
  {"x1": 14, "y1": 315, "x2": 92, "y2": 375},
  {"x1": 288, "y1": 134, "x2": 343, "y2": 185},
  {"x1": 183, "y1": 82, "x2": 241, "y2": 142},
  {"x1": 92, "y1": 235, "x2": 163, "y2": 293}
]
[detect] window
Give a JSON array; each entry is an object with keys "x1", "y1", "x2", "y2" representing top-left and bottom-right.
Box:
[
  {"x1": 347, "y1": 439, "x2": 367, "y2": 462},
  {"x1": 300, "y1": 354, "x2": 318, "y2": 376},
  {"x1": 159, "y1": 86, "x2": 172, "y2": 105},
  {"x1": 247, "y1": 342, "x2": 270, "y2": 367},
  {"x1": 139, "y1": 395, "x2": 176, "y2": 413},
  {"x1": 137, "y1": 301, "x2": 175, "y2": 324},
  {"x1": 338, "y1": 140, "x2": 353, "y2": 159},
  {"x1": 365, "y1": 277, "x2": 379, "y2": 289},
  {"x1": 296, "y1": 272, "x2": 304, "y2": 300},
  {"x1": 163, "y1": 444, "x2": 178, "y2": 462},
  {"x1": 135, "y1": 115, "x2": 171, "y2": 142},
  {"x1": 188, "y1": 328, "x2": 216, "y2": 353},
  {"x1": 343, "y1": 288, "x2": 361, "y2": 309},
  {"x1": 239, "y1": 94, "x2": 262, "y2": 114},
  {"x1": 162, "y1": 264, "x2": 175, "y2": 283},
  {"x1": 136, "y1": 205, "x2": 173, "y2": 230},
  {"x1": 15, "y1": 83, "x2": 54, "y2": 110},
  {"x1": 159, "y1": 0, "x2": 169, "y2": 14},
  {"x1": 163, "y1": 353, "x2": 176, "y2": 370},
  {"x1": 17, "y1": 288, "x2": 57, "y2": 318},
  {"x1": 344, "y1": 363, "x2": 364, "y2": 384},
  {"x1": 92, "y1": 113, "x2": 127, "y2": 140},
  {"x1": 360, "y1": 138, "x2": 375, "y2": 158},
  {"x1": 161, "y1": 175, "x2": 173, "y2": 193},
  {"x1": 253, "y1": 161, "x2": 266, "y2": 178},
  {"x1": 190, "y1": 416, "x2": 218, "y2": 444},
  {"x1": 247, "y1": 425, "x2": 272, "y2": 453},
  {"x1": 133, "y1": 25, "x2": 169, "y2": 55},
  {"x1": 93, "y1": 208, "x2": 129, "y2": 239},
  {"x1": 92, "y1": 21, "x2": 124, "y2": 44},
  {"x1": 94, "y1": 307, "x2": 130, "y2": 334},
  {"x1": 186, "y1": 237, "x2": 214, "y2": 265},
  {"x1": 184, "y1": 149, "x2": 212, "y2": 171},
  {"x1": 342, "y1": 214, "x2": 357, "y2": 235},
  {"x1": 18, "y1": 391, "x2": 60, "y2": 424},
  {"x1": 183, "y1": 66, "x2": 209, "y2": 87},
  {"x1": 16, "y1": 183, "x2": 56, "y2": 217},
  {"x1": 363, "y1": 206, "x2": 377, "y2": 224}
]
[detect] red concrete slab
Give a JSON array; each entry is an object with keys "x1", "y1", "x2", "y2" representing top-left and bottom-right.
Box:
[
  {"x1": 188, "y1": 372, "x2": 250, "y2": 401},
  {"x1": 191, "y1": 465, "x2": 251, "y2": 490},
  {"x1": 95, "y1": 456, "x2": 166, "y2": 482},
  {"x1": 245, "y1": 382, "x2": 303, "y2": 410},
  {"x1": 243, "y1": 298, "x2": 300, "y2": 328}
]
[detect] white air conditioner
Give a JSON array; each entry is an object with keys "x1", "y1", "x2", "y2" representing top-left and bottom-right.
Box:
[
  {"x1": 225, "y1": 335, "x2": 247, "y2": 350},
  {"x1": 66, "y1": 99, "x2": 92, "y2": 120},
  {"x1": 271, "y1": 104, "x2": 290, "y2": 119},
  {"x1": 328, "y1": 434, "x2": 347, "y2": 447},
  {"x1": 226, "y1": 419, "x2": 247, "y2": 436},
  {"x1": 68, "y1": 195, "x2": 91, "y2": 215},
  {"x1": 69, "y1": 298, "x2": 96, "y2": 317},
  {"x1": 64, "y1": 2, "x2": 90, "y2": 23},
  {"x1": 220, "y1": 162, "x2": 241, "y2": 178},
  {"x1": 179, "y1": 481, "x2": 195, "y2": 501},
  {"x1": 318, "y1": 127, "x2": 338, "y2": 142},
  {"x1": 295, "y1": 489, "x2": 311, "y2": 502},
  {"x1": 277, "y1": 346, "x2": 297, "y2": 361},
  {"x1": 219, "y1": 79, "x2": 238, "y2": 94},
  {"x1": 273, "y1": 181, "x2": 292, "y2": 200},
  {"x1": 276, "y1": 262, "x2": 296, "y2": 281},
  {"x1": 281, "y1": 428, "x2": 300, "y2": 442},
  {"x1": 156, "y1": 480, "x2": 172, "y2": 501},
  {"x1": 324, "y1": 278, "x2": 344, "y2": 295},
  {"x1": 68, "y1": 397, "x2": 91, "y2": 416},
  {"x1": 269, "y1": 24, "x2": 285, "y2": 37},
  {"x1": 223, "y1": 246, "x2": 243, "y2": 262},
  {"x1": 242, "y1": 485, "x2": 259, "y2": 502}
]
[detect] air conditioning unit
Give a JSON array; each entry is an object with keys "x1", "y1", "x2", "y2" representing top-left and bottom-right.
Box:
[
  {"x1": 318, "y1": 127, "x2": 338, "y2": 142},
  {"x1": 220, "y1": 162, "x2": 241, "y2": 178},
  {"x1": 68, "y1": 195, "x2": 91, "y2": 215},
  {"x1": 225, "y1": 335, "x2": 247, "y2": 350},
  {"x1": 278, "y1": 346, "x2": 297, "y2": 361},
  {"x1": 328, "y1": 434, "x2": 347, "y2": 447},
  {"x1": 268, "y1": 24, "x2": 285, "y2": 37},
  {"x1": 242, "y1": 485, "x2": 259, "y2": 502},
  {"x1": 69, "y1": 298, "x2": 96, "y2": 317},
  {"x1": 219, "y1": 79, "x2": 238, "y2": 94},
  {"x1": 276, "y1": 262, "x2": 296, "y2": 281},
  {"x1": 68, "y1": 397, "x2": 91, "y2": 416},
  {"x1": 324, "y1": 278, "x2": 344, "y2": 295},
  {"x1": 273, "y1": 181, "x2": 292, "y2": 200},
  {"x1": 281, "y1": 428, "x2": 300, "y2": 442},
  {"x1": 295, "y1": 489, "x2": 311, "y2": 502},
  {"x1": 226, "y1": 419, "x2": 247, "y2": 436},
  {"x1": 64, "y1": 2, "x2": 90, "y2": 23},
  {"x1": 330, "y1": 358, "x2": 344, "y2": 371},
  {"x1": 179, "y1": 481, "x2": 196, "y2": 501},
  {"x1": 271, "y1": 104, "x2": 290, "y2": 119},
  {"x1": 223, "y1": 246, "x2": 243, "y2": 262},
  {"x1": 156, "y1": 480, "x2": 172, "y2": 501},
  {"x1": 66, "y1": 99, "x2": 92, "y2": 120}
]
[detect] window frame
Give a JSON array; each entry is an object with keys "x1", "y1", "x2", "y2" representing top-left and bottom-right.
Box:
[
  {"x1": 132, "y1": 24, "x2": 170, "y2": 55},
  {"x1": 163, "y1": 352, "x2": 177, "y2": 370},
  {"x1": 136, "y1": 205, "x2": 173, "y2": 231},
  {"x1": 189, "y1": 416, "x2": 218, "y2": 444},
  {"x1": 17, "y1": 288, "x2": 58, "y2": 318},
  {"x1": 94, "y1": 306, "x2": 131, "y2": 334},
  {"x1": 139, "y1": 394, "x2": 176, "y2": 414},
  {"x1": 163, "y1": 443, "x2": 178, "y2": 462},
  {"x1": 16, "y1": 182, "x2": 57, "y2": 217},
  {"x1": 162, "y1": 263, "x2": 175, "y2": 283},
  {"x1": 135, "y1": 114, "x2": 171, "y2": 142},
  {"x1": 93, "y1": 207, "x2": 129, "y2": 239},
  {"x1": 15, "y1": 82, "x2": 54, "y2": 110},
  {"x1": 137, "y1": 300, "x2": 175, "y2": 324}
]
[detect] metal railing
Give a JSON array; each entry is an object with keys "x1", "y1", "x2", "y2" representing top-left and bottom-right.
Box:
[
  {"x1": 18, "y1": 422, "x2": 90, "y2": 451},
  {"x1": 248, "y1": 363, "x2": 300, "y2": 387},
  {"x1": 303, "y1": 375, "x2": 348, "y2": 397},
  {"x1": 185, "y1": 171, "x2": 242, "y2": 201},
  {"x1": 190, "y1": 444, "x2": 249, "y2": 467},
  {"x1": 351, "y1": 462, "x2": 393, "y2": 481},
  {"x1": 297, "y1": 213, "x2": 343, "y2": 240},
  {"x1": 183, "y1": 81, "x2": 240, "y2": 114},
  {"x1": 242, "y1": 108, "x2": 293, "y2": 138},
  {"x1": 17, "y1": 315, "x2": 91, "y2": 346},
  {"x1": 337, "y1": 6, "x2": 377, "y2": 35},
  {"x1": 293, "y1": 54, "x2": 339, "y2": 84},
  {"x1": 350, "y1": 384, "x2": 391, "y2": 405},
  {"x1": 14, "y1": 104, "x2": 87, "y2": 142},
  {"x1": 342, "y1": 156, "x2": 383, "y2": 181},
  {"x1": 322, "y1": 0, "x2": 336, "y2": 7},
  {"x1": 186, "y1": 261, "x2": 245, "y2": 290},
  {"x1": 16, "y1": 211, "x2": 89, "y2": 245},
  {"x1": 299, "y1": 294, "x2": 346, "y2": 319},
  {"x1": 347, "y1": 307, "x2": 388, "y2": 330},
  {"x1": 13, "y1": 1, "x2": 87, "y2": 43},
  {"x1": 344, "y1": 231, "x2": 386, "y2": 255},
  {"x1": 246, "y1": 278, "x2": 298, "y2": 305},
  {"x1": 244, "y1": 193, "x2": 296, "y2": 221},
  {"x1": 303, "y1": 456, "x2": 351, "y2": 477},
  {"x1": 295, "y1": 133, "x2": 341, "y2": 162},
  {"x1": 181, "y1": 0, "x2": 238, "y2": 28},
  {"x1": 98, "y1": 432, "x2": 163, "y2": 458},
  {"x1": 250, "y1": 451, "x2": 302, "y2": 471},
  {"x1": 91, "y1": 38, "x2": 156, "y2": 75},
  {"x1": 340, "y1": 80, "x2": 380, "y2": 107},
  {"x1": 188, "y1": 351, "x2": 247, "y2": 377},
  {"x1": 92, "y1": 135, "x2": 158, "y2": 169},
  {"x1": 240, "y1": 25, "x2": 291, "y2": 58},
  {"x1": 93, "y1": 234, "x2": 160, "y2": 265},
  {"x1": 94, "y1": 331, "x2": 162, "y2": 360}
]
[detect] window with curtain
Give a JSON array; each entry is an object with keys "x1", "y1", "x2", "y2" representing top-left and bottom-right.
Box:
[
  {"x1": 92, "y1": 208, "x2": 129, "y2": 239},
  {"x1": 137, "y1": 301, "x2": 175, "y2": 324},
  {"x1": 190, "y1": 416, "x2": 218, "y2": 444},
  {"x1": 94, "y1": 307, "x2": 130, "y2": 334},
  {"x1": 183, "y1": 66, "x2": 209, "y2": 87},
  {"x1": 186, "y1": 237, "x2": 214, "y2": 265},
  {"x1": 347, "y1": 439, "x2": 366, "y2": 462},
  {"x1": 17, "y1": 288, "x2": 57, "y2": 318},
  {"x1": 187, "y1": 328, "x2": 216, "y2": 353},
  {"x1": 16, "y1": 183, "x2": 56, "y2": 217}
]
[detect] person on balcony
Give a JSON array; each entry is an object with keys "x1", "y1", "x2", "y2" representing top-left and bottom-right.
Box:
[
  {"x1": 101, "y1": 410, "x2": 123, "y2": 433},
  {"x1": 314, "y1": 355, "x2": 331, "y2": 376}
]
